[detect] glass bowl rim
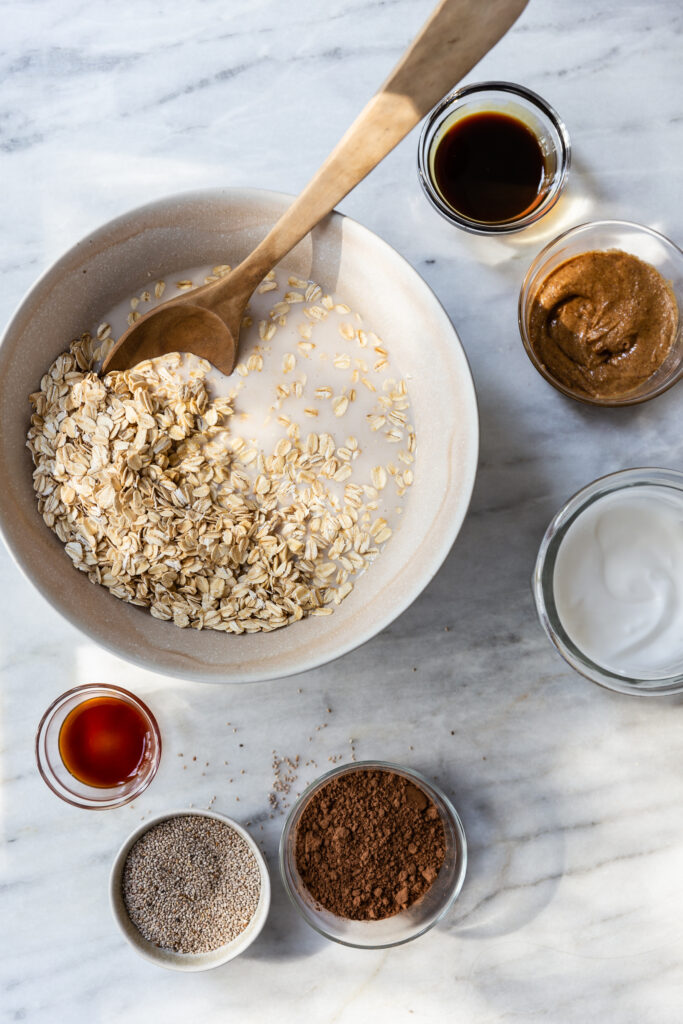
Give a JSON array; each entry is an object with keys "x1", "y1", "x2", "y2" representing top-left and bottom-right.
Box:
[
  {"x1": 417, "y1": 79, "x2": 571, "y2": 235},
  {"x1": 35, "y1": 682, "x2": 162, "y2": 808},
  {"x1": 533, "y1": 466, "x2": 683, "y2": 695},
  {"x1": 278, "y1": 759, "x2": 467, "y2": 948},
  {"x1": 518, "y1": 219, "x2": 683, "y2": 407}
]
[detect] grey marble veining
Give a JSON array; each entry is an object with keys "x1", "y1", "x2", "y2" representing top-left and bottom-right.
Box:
[{"x1": 2, "y1": 1, "x2": 683, "y2": 1021}]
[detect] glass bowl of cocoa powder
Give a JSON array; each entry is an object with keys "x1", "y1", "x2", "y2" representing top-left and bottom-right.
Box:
[{"x1": 279, "y1": 761, "x2": 467, "y2": 948}]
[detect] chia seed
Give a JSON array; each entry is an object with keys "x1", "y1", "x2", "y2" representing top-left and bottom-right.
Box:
[{"x1": 122, "y1": 815, "x2": 261, "y2": 953}]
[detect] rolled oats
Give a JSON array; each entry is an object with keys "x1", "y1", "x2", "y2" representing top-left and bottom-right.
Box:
[{"x1": 26, "y1": 269, "x2": 416, "y2": 633}]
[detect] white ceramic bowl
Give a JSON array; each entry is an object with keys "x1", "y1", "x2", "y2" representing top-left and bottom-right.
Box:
[
  {"x1": 0, "y1": 187, "x2": 478, "y2": 682},
  {"x1": 109, "y1": 809, "x2": 271, "y2": 971}
]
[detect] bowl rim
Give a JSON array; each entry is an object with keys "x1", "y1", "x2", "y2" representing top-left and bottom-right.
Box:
[
  {"x1": 109, "y1": 807, "x2": 271, "y2": 971},
  {"x1": 35, "y1": 682, "x2": 162, "y2": 809},
  {"x1": 0, "y1": 186, "x2": 479, "y2": 684},
  {"x1": 278, "y1": 759, "x2": 467, "y2": 948},
  {"x1": 532, "y1": 466, "x2": 683, "y2": 695},
  {"x1": 518, "y1": 218, "x2": 683, "y2": 407}
]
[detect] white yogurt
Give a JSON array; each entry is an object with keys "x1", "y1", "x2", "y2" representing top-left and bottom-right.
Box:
[{"x1": 553, "y1": 485, "x2": 683, "y2": 677}]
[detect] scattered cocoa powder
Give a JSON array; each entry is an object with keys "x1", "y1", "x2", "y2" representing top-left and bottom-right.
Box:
[{"x1": 294, "y1": 767, "x2": 445, "y2": 920}]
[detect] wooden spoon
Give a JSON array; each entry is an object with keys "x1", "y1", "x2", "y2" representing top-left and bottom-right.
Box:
[{"x1": 103, "y1": 0, "x2": 527, "y2": 376}]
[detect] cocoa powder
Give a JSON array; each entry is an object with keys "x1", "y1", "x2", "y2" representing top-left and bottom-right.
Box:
[{"x1": 294, "y1": 767, "x2": 445, "y2": 920}]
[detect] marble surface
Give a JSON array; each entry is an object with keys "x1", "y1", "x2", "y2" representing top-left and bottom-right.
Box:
[{"x1": 2, "y1": 0, "x2": 683, "y2": 1021}]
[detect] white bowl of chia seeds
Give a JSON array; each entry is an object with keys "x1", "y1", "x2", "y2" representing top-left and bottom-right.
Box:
[{"x1": 110, "y1": 808, "x2": 270, "y2": 971}]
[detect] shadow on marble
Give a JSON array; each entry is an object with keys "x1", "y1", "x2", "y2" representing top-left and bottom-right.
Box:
[
  {"x1": 229, "y1": 883, "x2": 328, "y2": 963},
  {"x1": 406, "y1": 151, "x2": 604, "y2": 292},
  {"x1": 389, "y1": 365, "x2": 558, "y2": 640},
  {"x1": 548, "y1": 369, "x2": 683, "y2": 444},
  {"x1": 453, "y1": 188, "x2": 597, "y2": 270},
  {"x1": 436, "y1": 756, "x2": 565, "y2": 940}
]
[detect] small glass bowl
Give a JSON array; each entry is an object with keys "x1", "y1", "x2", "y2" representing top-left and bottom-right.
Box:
[
  {"x1": 533, "y1": 467, "x2": 683, "y2": 696},
  {"x1": 35, "y1": 683, "x2": 161, "y2": 809},
  {"x1": 279, "y1": 760, "x2": 467, "y2": 948},
  {"x1": 519, "y1": 220, "x2": 683, "y2": 406},
  {"x1": 417, "y1": 81, "x2": 571, "y2": 234}
]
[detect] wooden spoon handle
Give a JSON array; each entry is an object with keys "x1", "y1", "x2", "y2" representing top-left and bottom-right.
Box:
[{"x1": 209, "y1": 0, "x2": 527, "y2": 308}]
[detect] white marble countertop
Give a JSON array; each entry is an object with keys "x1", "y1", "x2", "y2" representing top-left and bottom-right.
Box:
[{"x1": 2, "y1": 1, "x2": 683, "y2": 1021}]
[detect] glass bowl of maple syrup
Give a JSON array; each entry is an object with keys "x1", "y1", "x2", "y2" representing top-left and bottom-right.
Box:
[
  {"x1": 35, "y1": 684, "x2": 161, "y2": 809},
  {"x1": 417, "y1": 81, "x2": 571, "y2": 234}
]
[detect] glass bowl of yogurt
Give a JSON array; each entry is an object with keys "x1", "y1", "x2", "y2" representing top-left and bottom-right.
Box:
[{"x1": 533, "y1": 467, "x2": 683, "y2": 695}]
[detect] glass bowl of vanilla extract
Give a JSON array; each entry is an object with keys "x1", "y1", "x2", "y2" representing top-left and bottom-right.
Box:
[
  {"x1": 36, "y1": 684, "x2": 161, "y2": 809},
  {"x1": 418, "y1": 81, "x2": 571, "y2": 234}
]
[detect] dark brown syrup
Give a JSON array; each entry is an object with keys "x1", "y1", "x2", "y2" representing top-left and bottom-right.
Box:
[
  {"x1": 58, "y1": 695, "x2": 150, "y2": 788},
  {"x1": 432, "y1": 111, "x2": 547, "y2": 224}
]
